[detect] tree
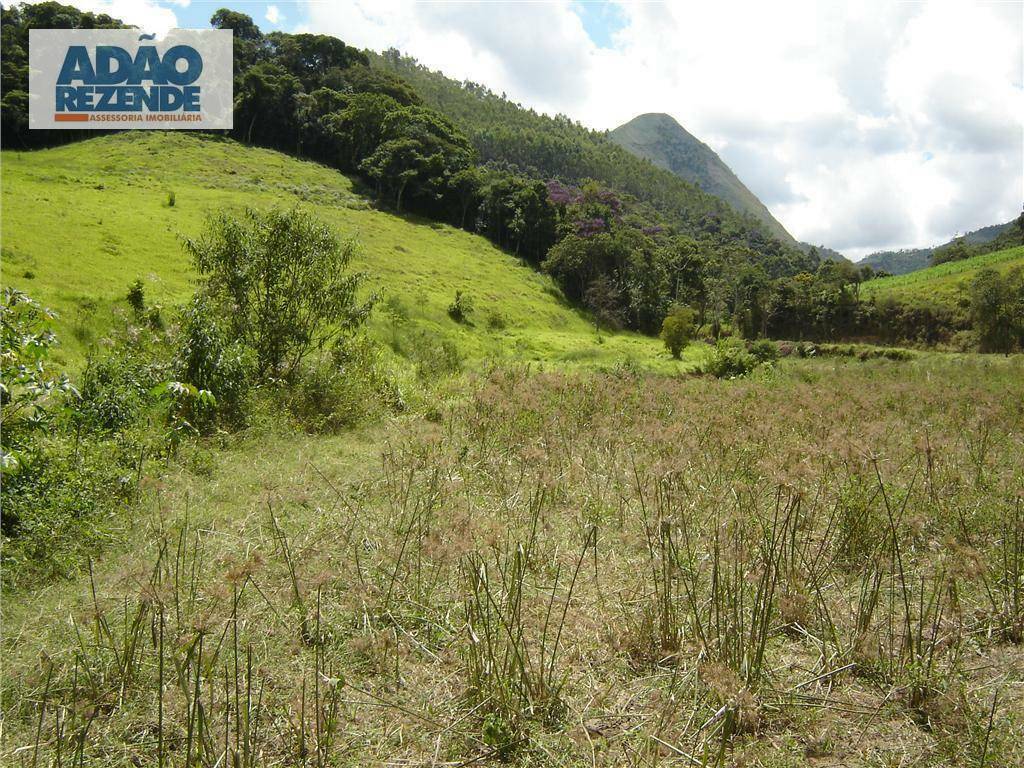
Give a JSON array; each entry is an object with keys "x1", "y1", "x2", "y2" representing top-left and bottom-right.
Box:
[
  {"x1": 660, "y1": 305, "x2": 695, "y2": 358},
  {"x1": 360, "y1": 105, "x2": 474, "y2": 212},
  {"x1": 584, "y1": 275, "x2": 625, "y2": 330},
  {"x1": 211, "y1": 8, "x2": 262, "y2": 40},
  {"x1": 234, "y1": 62, "x2": 303, "y2": 147},
  {"x1": 185, "y1": 208, "x2": 375, "y2": 379},
  {"x1": 971, "y1": 267, "x2": 1024, "y2": 353}
]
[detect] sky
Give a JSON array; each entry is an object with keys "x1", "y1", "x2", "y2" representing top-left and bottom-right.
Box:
[{"x1": 74, "y1": 0, "x2": 1023, "y2": 261}]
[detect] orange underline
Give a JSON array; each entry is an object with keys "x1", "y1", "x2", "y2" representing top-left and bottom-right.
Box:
[{"x1": 54, "y1": 113, "x2": 88, "y2": 122}]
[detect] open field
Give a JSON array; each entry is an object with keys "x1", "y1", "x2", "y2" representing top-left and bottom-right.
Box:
[
  {"x1": 4, "y1": 355, "x2": 1023, "y2": 767},
  {"x1": 0, "y1": 133, "x2": 685, "y2": 372},
  {"x1": 861, "y1": 245, "x2": 1024, "y2": 309}
]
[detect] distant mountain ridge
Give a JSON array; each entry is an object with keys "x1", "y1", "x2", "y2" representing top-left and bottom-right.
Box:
[
  {"x1": 609, "y1": 113, "x2": 797, "y2": 246},
  {"x1": 860, "y1": 219, "x2": 1017, "y2": 275}
]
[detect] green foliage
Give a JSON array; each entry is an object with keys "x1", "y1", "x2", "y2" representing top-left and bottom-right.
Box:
[
  {"x1": 0, "y1": 289, "x2": 143, "y2": 585},
  {"x1": 0, "y1": 1, "x2": 126, "y2": 147},
  {"x1": 749, "y1": 338, "x2": 779, "y2": 363},
  {"x1": 149, "y1": 380, "x2": 216, "y2": 456},
  {"x1": 660, "y1": 305, "x2": 695, "y2": 358},
  {"x1": 703, "y1": 337, "x2": 758, "y2": 378},
  {"x1": 447, "y1": 290, "x2": 474, "y2": 324},
  {"x1": 372, "y1": 51, "x2": 810, "y2": 276},
  {"x1": 0, "y1": 288, "x2": 75, "y2": 476},
  {"x1": 126, "y1": 279, "x2": 145, "y2": 318},
  {"x1": 970, "y1": 266, "x2": 1024, "y2": 353},
  {"x1": 286, "y1": 335, "x2": 403, "y2": 432},
  {"x1": 185, "y1": 207, "x2": 375, "y2": 379},
  {"x1": 406, "y1": 330, "x2": 463, "y2": 380},
  {"x1": 77, "y1": 350, "x2": 154, "y2": 431},
  {"x1": 485, "y1": 310, "x2": 508, "y2": 331},
  {"x1": 175, "y1": 295, "x2": 253, "y2": 429}
]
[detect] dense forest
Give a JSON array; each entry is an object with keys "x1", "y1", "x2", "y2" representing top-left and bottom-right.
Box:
[{"x1": 2, "y1": 2, "x2": 1021, "y2": 349}]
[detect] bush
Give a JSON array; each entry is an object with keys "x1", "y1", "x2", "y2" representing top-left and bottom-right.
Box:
[
  {"x1": 77, "y1": 352, "x2": 154, "y2": 431},
  {"x1": 703, "y1": 338, "x2": 758, "y2": 378},
  {"x1": 175, "y1": 295, "x2": 254, "y2": 430},
  {"x1": 749, "y1": 338, "x2": 779, "y2": 363},
  {"x1": 0, "y1": 288, "x2": 75, "y2": 476},
  {"x1": 660, "y1": 305, "x2": 695, "y2": 359},
  {"x1": 185, "y1": 207, "x2": 375, "y2": 379},
  {"x1": 448, "y1": 290, "x2": 474, "y2": 324},
  {"x1": 407, "y1": 329, "x2": 462, "y2": 380},
  {"x1": 485, "y1": 310, "x2": 508, "y2": 330},
  {"x1": 286, "y1": 335, "x2": 403, "y2": 431},
  {"x1": 126, "y1": 279, "x2": 145, "y2": 318}
]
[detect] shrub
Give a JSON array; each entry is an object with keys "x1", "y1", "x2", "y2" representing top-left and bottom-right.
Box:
[
  {"x1": 0, "y1": 288, "x2": 75, "y2": 476},
  {"x1": 175, "y1": 295, "x2": 253, "y2": 430},
  {"x1": 77, "y1": 352, "x2": 152, "y2": 431},
  {"x1": 286, "y1": 335, "x2": 402, "y2": 431},
  {"x1": 703, "y1": 338, "x2": 758, "y2": 378},
  {"x1": 408, "y1": 329, "x2": 462, "y2": 380},
  {"x1": 448, "y1": 290, "x2": 474, "y2": 324},
  {"x1": 185, "y1": 207, "x2": 375, "y2": 379},
  {"x1": 660, "y1": 305, "x2": 695, "y2": 359},
  {"x1": 126, "y1": 279, "x2": 145, "y2": 319},
  {"x1": 485, "y1": 310, "x2": 508, "y2": 330},
  {"x1": 749, "y1": 338, "x2": 779, "y2": 363}
]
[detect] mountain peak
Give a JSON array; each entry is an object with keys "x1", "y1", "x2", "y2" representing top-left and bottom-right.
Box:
[{"x1": 610, "y1": 113, "x2": 795, "y2": 245}]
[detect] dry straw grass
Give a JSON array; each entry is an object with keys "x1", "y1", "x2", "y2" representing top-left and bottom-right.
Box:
[{"x1": 3, "y1": 355, "x2": 1023, "y2": 766}]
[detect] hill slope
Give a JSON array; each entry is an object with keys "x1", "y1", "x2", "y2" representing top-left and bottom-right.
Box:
[
  {"x1": 861, "y1": 244, "x2": 1024, "y2": 307},
  {"x1": 0, "y1": 132, "x2": 679, "y2": 370},
  {"x1": 609, "y1": 113, "x2": 796, "y2": 246},
  {"x1": 859, "y1": 219, "x2": 1017, "y2": 275}
]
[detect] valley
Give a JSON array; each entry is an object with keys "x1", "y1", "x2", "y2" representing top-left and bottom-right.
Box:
[{"x1": 1, "y1": 4, "x2": 1023, "y2": 768}]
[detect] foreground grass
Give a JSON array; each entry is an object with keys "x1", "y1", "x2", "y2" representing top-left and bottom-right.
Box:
[
  {"x1": 4, "y1": 355, "x2": 1023, "y2": 766},
  {"x1": 861, "y1": 244, "x2": 1024, "y2": 308},
  {"x1": 0, "y1": 132, "x2": 685, "y2": 373}
]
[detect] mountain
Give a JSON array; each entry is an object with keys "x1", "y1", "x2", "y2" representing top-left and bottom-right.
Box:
[
  {"x1": 860, "y1": 219, "x2": 1018, "y2": 275},
  {"x1": 609, "y1": 113, "x2": 796, "y2": 246}
]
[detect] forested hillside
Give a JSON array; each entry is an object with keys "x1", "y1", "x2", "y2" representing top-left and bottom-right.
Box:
[{"x1": 368, "y1": 51, "x2": 811, "y2": 268}]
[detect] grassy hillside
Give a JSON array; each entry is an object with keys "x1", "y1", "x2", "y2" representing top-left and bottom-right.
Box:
[
  {"x1": 1, "y1": 132, "x2": 687, "y2": 371},
  {"x1": 861, "y1": 244, "x2": 1024, "y2": 307},
  {"x1": 610, "y1": 113, "x2": 796, "y2": 246}
]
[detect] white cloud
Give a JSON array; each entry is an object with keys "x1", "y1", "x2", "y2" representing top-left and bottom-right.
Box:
[
  {"x1": 73, "y1": 1, "x2": 179, "y2": 36},
  {"x1": 298, "y1": 1, "x2": 1024, "y2": 255},
  {"x1": 266, "y1": 5, "x2": 283, "y2": 25}
]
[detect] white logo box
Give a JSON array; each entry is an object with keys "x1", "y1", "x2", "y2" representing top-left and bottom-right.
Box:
[{"x1": 29, "y1": 28, "x2": 233, "y2": 130}]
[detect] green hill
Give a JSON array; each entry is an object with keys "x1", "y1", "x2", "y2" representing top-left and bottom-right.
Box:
[
  {"x1": 859, "y1": 219, "x2": 1018, "y2": 275},
  {"x1": 609, "y1": 113, "x2": 796, "y2": 246},
  {"x1": 0, "y1": 132, "x2": 682, "y2": 370},
  {"x1": 861, "y1": 244, "x2": 1024, "y2": 307}
]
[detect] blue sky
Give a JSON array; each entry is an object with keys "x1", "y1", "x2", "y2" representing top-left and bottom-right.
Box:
[
  {"x1": 165, "y1": 0, "x2": 628, "y2": 44},
  {"x1": 162, "y1": 1, "x2": 290, "y2": 32},
  {"x1": 85, "y1": 1, "x2": 1023, "y2": 259}
]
